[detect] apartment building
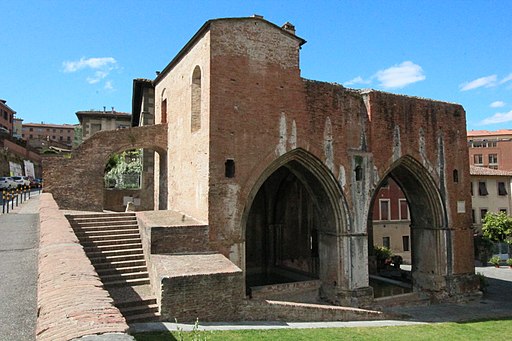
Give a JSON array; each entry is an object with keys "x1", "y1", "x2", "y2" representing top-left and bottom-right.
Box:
[
  {"x1": 21, "y1": 122, "x2": 75, "y2": 147},
  {"x1": 371, "y1": 177, "x2": 411, "y2": 263},
  {"x1": 0, "y1": 99, "x2": 15, "y2": 134},
  {"x1": 76, "y1": 108, "x2": 131, "y2": 141},
  {"x1": 468, "y1": 129, "x2": 512, "y2": 171}
]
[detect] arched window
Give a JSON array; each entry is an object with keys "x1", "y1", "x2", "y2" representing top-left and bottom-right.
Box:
[
  {"x1": 453, "y1": 169, "x2": 459, "y2": 183},
  {"x1": 161, "y1": 89, "x2": 167, "y2": 124},
  {"x1": 191, "y1": 66, "x2": 201, "y2": 132}
]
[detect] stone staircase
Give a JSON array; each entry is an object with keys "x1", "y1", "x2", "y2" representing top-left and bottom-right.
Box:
[{"x1": 66, "y1": 212, "x2": 159, "y2": 323}]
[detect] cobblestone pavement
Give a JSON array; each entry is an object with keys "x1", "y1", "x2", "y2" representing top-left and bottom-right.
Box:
[{"x1": 0, "y1": 193, "x2": 40, "y2": 341}]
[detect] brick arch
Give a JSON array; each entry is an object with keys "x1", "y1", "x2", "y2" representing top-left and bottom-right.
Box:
[
  {"x1": 43, "y1": 124, "x2": 167, "y2": 211},
  {"x1": 241, "y1": 148, "x2": 351, "y2": 301},
  {"x1": 368, "y1": 155, "x2": 451, "y2": 294}
]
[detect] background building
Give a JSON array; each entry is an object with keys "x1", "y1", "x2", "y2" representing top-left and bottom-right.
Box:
[
  {"x1": 470, "y1": 165, "x2": 512, "y2": 261},
  {"x1": 371, "y1": 178, "x2": 411, "y2": 263},
  {"x1": 0, "y1": 99, "x2": 15, "y2": 134},
  {"x1": 76, "y1": 108, "x2": 131, "y2": 141},
  {"x1": 21, "y1": 122, "x2": 75, "y2": 148},
  {"x1": 468, "y1": 129, "x2": 512, "y2": 171}
]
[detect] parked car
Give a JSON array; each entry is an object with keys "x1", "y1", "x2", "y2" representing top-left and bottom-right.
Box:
[
  {"x1": 12, "y1": 176, "x2": 31, "y2": 188},
  {"x1": 30, "y1": 177, "x2": 42, "y2": 188},
  {"x1": 0, "y1": 177, "x2": 16, "y2": 190}
]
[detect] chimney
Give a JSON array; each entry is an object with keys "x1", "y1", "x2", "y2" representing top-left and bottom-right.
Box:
[
  {"x1": 282, "y1": 22, "x2": 296, "y2": 35},
  {"x1": 252, "y1": 14, "x2": 264, "y2": 19},
  {"x1": 111, "y1": 107, "x2": 115, "y2": 114},
  {"x1": 103, "y1": 106, "x2": 106, "y2": 112}
]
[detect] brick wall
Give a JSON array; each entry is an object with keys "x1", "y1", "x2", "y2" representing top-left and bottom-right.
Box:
[
  {"x1": 37, "y1": 193, "x2": 129, "y2": 341},
  {"x1": 43, "y1": 124, "x2": 167, "y2": 211},
  {"x1": 152, "y1": 254, "x2": 244, "y2": 322},
  {"x1": 103, "y1": 188, "x2": 153, "y2": 212}
]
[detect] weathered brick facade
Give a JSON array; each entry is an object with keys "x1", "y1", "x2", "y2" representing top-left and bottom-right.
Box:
[
  {"x1": 45, "y1": 16, "x2": 479, "y2": 315},
  {"x1": 43, "y1": 124, "x2": 167, "y2": 211}
]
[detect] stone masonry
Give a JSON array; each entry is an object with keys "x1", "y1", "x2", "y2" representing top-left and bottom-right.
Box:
[{"x1": 44, "y1": 16, "x2": 479, "y2": 318}]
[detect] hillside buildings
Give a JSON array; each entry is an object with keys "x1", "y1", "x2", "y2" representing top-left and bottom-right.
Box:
[{"x1": 0, "y1": 99, "x2": 15, "y2": 134}]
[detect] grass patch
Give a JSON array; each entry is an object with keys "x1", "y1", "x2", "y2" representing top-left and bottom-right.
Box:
[{"x1": 133, "y1": 318, "x2": 512, "y2": 341}]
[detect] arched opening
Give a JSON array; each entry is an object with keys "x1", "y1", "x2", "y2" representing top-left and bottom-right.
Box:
[
  {"x1": 102, "y1": 147, "x2": 167, "y2": 212},
  {"x1": 191, "y1": 66, "x2": 201, "y2": 132},
  {"x1": 244, "y1": 149, "x2": 347, "y2": 301},
  {"x1": 368, "y1": 156, "x2": 446, "y2": 298},
  {"x1": 161, "y1": 89, "x2": 167, "y2": 124}
]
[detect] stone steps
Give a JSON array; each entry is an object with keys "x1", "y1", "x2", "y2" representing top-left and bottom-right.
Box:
[
  {"x1": 84, "y1": 242, "x2": 143, "y2": 252},
  {"x1": 67, "y1": 213, "x2": 159, "y2": 323}
]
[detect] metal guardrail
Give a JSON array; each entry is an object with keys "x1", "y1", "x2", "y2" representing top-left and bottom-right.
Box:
[{"x1": 1, "y1": 184, "x2": 42, "y2": 214}]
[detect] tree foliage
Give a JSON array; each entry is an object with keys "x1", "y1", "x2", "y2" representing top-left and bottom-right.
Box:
[
  {"x1": 104, "y1": 150, "x2": 142, "y2": 189},
  {"x1": 482, "y1": 211, "x2": 512, "y2": 244}
]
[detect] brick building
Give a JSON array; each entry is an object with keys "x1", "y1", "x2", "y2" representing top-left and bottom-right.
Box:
[
  {"x1": 468, "y1": 129, "x2": 512, "y2": 171},
  {"x1": 371, "y1": 178, "x2": 411, "y2": 263},
  {"x1": 0, "y1": 99, "x2": 15, "y2": 134},
  {"x1": 45, "y1": 16, "x2": 478, "y2": 316},
  {"x1": 22, "y1": 122, "x2": 75, "y2": 147}
]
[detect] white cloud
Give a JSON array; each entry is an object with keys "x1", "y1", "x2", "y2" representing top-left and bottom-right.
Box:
[
  {"x1": 104, "y1": 81, "x2": 114, "y2": 90},
  {"x1": 86, "y1": 71, "x2": 109, "y2": 84},
  {"x1": 460, "y1": 75, "x2": 497, "y2": 91},
  {"x1": 344, "y1": 76, "x2": 372, "y2": 86},
  {"x1": 62, "y1": 57, "x2": 118, "y2": 87},
  {"x1": 481, "y1": 110, "x2": 512, "y2": 125},
  {"x1": 375, "y1": 61, "x2": 425, "y2": 89},
  {"x1": 500, "y1": 73, "x2": 512, "y2": 84},
  {"x1": 490, "y1": 101, "x2": 506, "y2": 108},
  {"x1": 62, "y1": 57, "x2": 117, "y2": 73}
]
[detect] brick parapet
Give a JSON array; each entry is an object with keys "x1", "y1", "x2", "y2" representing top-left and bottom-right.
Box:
[{"x1": 37, "y1": 193, "x2": 130, "y2": 341}]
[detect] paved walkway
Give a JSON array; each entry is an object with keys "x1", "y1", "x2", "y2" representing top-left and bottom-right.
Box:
[
  {"x1": 2, "y1": 194, "x2": 512, "y2": 337},
  {"x1": 0, "y1": 193, "x2": 40, "y2": 341}
]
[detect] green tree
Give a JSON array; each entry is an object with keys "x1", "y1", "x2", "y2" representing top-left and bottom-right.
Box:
[{"x1": 482, "y1": 211, "x2": 512, "y2": 244}]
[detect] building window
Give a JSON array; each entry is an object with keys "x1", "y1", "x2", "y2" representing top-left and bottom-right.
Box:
[
  {"x1": 474, "y1": 154, "x2": 483, "y2": 165},
  {"x1": 480, "y1": 209, "x2": 488, "y2": 223},
  {"x1": 382, "y1": 237, "x2": 390, "y2": 249},
  {"x1": 402, "y1": 236, "x2": 410, "y2": 252},
  {"x1": 489, "y1": 154, "x2": 498, "y2": 165},
  {"x1": 191, "y1": 66, "x2": 202, "y2": 132},
  {"x1": 29, "y1": 127, "x2": 33, "y2": 132},
  {"x1": 90, "y1": 123, "x2": 102, "y2": 134},
  {"x1": 379, "y1": 199, "x2": 390, "y2": 221},
  {"x1": 498, "y1": 182, "x2": 508, "y2": 196},
  {"x1": 355, "y1": 166, "x2": 362, "y2": 181},
  {"x1": 399, "y1": 199, "x2": 409, "y2": 220},
  {"x1": 161, "y1": 96, "x2": 167, "y2": 124},
  {"x1": 500, "y1": 208, "x2": 508, "y2": 214},
  {"x1": 472, "y1": 209, "x2": 475, "y2": 224},
  {"x1": 470, "y1": 181, "x2": 474, "y2": 196},
  {"x1": 225, "y1": 159, "x2": 235, "y2": 178},
  {"x1": 478, "y1": 181, "x2": 488, "y2": 196},
  {"x1": 453, "y1": 169, "x2": 459, "y2": 183}
]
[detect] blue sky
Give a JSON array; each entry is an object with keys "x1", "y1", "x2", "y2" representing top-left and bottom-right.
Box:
[{"x1": 1, "y1": 1, "x2": 511, "y2": 131}]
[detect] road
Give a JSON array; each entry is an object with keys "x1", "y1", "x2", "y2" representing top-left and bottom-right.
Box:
[{"x1": 0, "y1": 193, "x2": 39, "y2": 341}]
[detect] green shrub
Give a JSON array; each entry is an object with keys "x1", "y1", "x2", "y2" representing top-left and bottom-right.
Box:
[{"x1": 489, "y1": 255, "x2": 501, "y2": 267}]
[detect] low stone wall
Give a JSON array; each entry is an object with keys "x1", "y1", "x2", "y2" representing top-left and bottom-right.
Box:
[
  {"x1": 240, "y1": 300, "x2": 388, "y2": 322},
  {"x1": 137, "y1": 210, "x2": 209, "y2": 254},
  {"x1": 152, "y1": 253, "x2": 244, "y2": 322},
  {"x1": 104, "y1": 189, "x2": 152, "y2": 212},
  {"x1": 37, "y1": 194, "x2": 131, "y2": 341}
]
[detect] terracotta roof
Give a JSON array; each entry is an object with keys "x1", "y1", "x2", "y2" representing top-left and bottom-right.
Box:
[
  {"x1": 22, "y1": 123, "x2": 77, "y2": 129},
  {"x1": 467, "y1": 129, "x2": 512, "y2": 137},
  {"x1": 470, "y1": 165, "x2": 512, "y2": 176},
  {"x1": 76, "y1": 110, "x2": 130, "y2": 117}
]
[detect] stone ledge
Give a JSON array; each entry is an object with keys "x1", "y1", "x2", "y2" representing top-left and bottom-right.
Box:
[{"x1": 36, "y1": 194, "x2": 131, "y2": 341}]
